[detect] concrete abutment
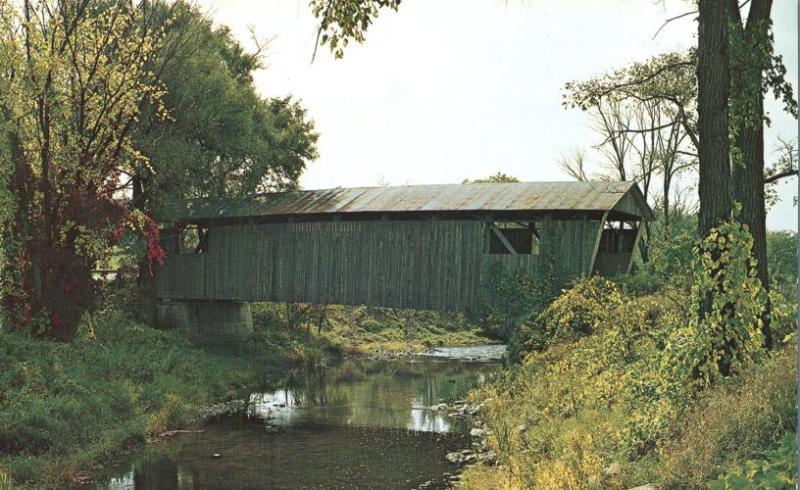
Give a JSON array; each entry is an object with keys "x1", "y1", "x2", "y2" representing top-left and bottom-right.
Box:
[{"x1": 155, "y1": 299, "x2": 253, "y2": 343}]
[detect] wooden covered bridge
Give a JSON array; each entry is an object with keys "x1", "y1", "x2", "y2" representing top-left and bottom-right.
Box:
[{"x1": 153, "y1": 181, "x2": 652, "y2": 337}]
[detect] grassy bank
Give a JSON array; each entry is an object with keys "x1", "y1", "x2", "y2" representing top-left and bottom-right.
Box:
[
  {"x1": 461, "y1": 339, "x2": 796, "y2": 489},
  {"x1": 458, "y1": 278, "x2": 796, "y2": 489},
  {"x1": 0, "y1": 294, "x2": 490, "y2": 488},
  {"x1": 0, "y1": 312, "x2": 288, "y2": 487},
  {"x1": 253, "y1": 303, "x2": 491, "y2": 358}
]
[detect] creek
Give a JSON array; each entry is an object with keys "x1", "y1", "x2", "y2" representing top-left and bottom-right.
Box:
[{"x1": 89, "y1": 345, "x2": 504, "y2": 490}]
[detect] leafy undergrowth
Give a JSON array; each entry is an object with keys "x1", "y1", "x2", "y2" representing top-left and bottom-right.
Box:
[
  {"x1": 657, "y1": 346, "x2": 796, "y2": 487},
  {"x1": 460, "y1": 295, "x2": 796, "y2": 489},
  {"x1": 459, "y1": 225, "x2": 797, "y2": 490},
  {"x1": 710, "y1": 433, "x2": 797, "y2": 490}
]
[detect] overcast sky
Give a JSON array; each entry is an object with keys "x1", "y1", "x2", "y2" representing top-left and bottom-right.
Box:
[{"x1": 195, "y1": 0, "x2": 797, "y2": 230}]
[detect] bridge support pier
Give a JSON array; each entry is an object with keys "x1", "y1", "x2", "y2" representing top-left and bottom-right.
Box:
[{"x1": 155, "y1": 299, "x2": 253, "y2": 343}]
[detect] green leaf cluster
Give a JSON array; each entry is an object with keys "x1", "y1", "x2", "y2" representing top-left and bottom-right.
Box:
[
  {"x1": 711, "y1": 433, "x2": 797, "y2": 490},
  {"x1": 310, "y1": 0, "x2": 401, "y2": 59}
]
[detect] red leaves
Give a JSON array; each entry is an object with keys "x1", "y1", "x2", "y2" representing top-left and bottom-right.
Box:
[{"x1": 147, "y1": 244, "x2": 166, "y2": 276}]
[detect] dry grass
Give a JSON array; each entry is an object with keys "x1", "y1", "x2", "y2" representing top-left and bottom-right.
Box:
[{"x1": 656, "y1": 346, "x2": 797, "y2": 488}]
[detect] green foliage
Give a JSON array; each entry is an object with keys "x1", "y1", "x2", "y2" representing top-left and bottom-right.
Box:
[
  {"x1": 0, "y1": 301, "x2": 305, "y2": 486},
  {"x1": 1, "y1": 0, "x2": 170, "y2": 337},
  {"x1": 728, "y1": 18, "x2": 797, "y2": 133},
  {"x1": 658, "y1": 347, "x2": 796, "y2": 487},
  {"x1": 673, "y1": 220, "x2": 765, "y2": 383},
  {"x1": 463, "y1": 173, "x2": 520, "y2": 184},
  {"x1": 473, "y1": 263, "x2": 557, "y2": 345},
  {"x1": 310, "y1": 0, "x2": 400, "y2": 59},
  {"x1": 767, "y1": 230, "x2": 797, "y2": 291},
  {"x1": 711, "y1": 433, "x2": 796, "y2": 490},
  {"x1": 135, "y1": 1, "x2": 318, "y2": 210},
  {"x1": 645, "y1": 231, "x2": 697, "y2": 284},
  {"x1": 251, "y1": 303, "x2": 489, "y2": 356},
  {"x1": 536, "y1": 276, "x2": 622, "y2": 345},
  {"x1": 461, "y1": 221, "x2": 780, "y2": 489}
]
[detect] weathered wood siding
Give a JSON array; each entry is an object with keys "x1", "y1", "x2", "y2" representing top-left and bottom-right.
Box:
[
  {"x1": 480, "y1": 217, "x2": 602, "y2": 284},
  {"x1": 156, "y1": 219, "x2": 484, "y2": 311},
  {"x1": 155, "y1": 217, "x2": 604, "y2": 311}
]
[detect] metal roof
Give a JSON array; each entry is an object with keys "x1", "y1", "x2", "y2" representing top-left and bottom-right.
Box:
[{"x1": 162, "y1": 181, "x2": 652, "y2": 221}]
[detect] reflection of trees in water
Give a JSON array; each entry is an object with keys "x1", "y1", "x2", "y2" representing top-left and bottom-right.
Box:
[
  {"x1": 132, "y1": 454, "x2": 179, "y2": 489},
  {"x1": 269, "y1": 358, "x2": 499, "y2": 431},
  {"x1": 104, "y1": 358, "x2": 498, "y2": 490}
]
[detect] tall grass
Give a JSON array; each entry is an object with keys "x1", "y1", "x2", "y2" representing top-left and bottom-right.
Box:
[{"x1": 0, "y1": 310, "x2": 294, "y2": 487}]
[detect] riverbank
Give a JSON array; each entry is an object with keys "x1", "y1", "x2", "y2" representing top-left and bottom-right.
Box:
[
  {"x1": 252, "y1": 303, "x2": 491, "y2": 358},
  {"x1": 0, "y1": 312, "x2": 281, "y2": 487},
  {"x1": 0, "y1": 298, "x2": 492, "y2": 488},
  {"x1": 455, "y1": 278, "x2": 797, "y2": 489}
]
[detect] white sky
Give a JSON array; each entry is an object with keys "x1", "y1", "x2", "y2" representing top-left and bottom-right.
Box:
[{"x1": 195, "y1": 0, "x2": 798, "y2": 231}]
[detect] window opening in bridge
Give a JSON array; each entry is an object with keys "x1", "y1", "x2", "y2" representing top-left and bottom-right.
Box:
[
  {"x1": 179, "y1": 225, "x2": 209, "y2": 254},
  {"x1": 487, "y1": 221, "x2": 539, "y2": 255},
  {"x1": 598, "y1": 221, "x2": 637, "y2": 254}
]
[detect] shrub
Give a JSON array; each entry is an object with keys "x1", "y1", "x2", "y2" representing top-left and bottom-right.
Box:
[
  {"x1": 711, "y1": 432, "x2": 796, "y2": 490},
  {"x1": 473, "y1": 262, "x2": 557, "y2": 343},
  {"x1": 462, "y1": 221, "x2": 777, "y2": 489},
  {"x1": 767, "y1": 230, "x2": 797, "y2": 293},
  {"x1": 535, "y1": 276, "x2": 622, "y2": 346},
  {"x1": 644, "y1": 231, "x2": 697, "y2": 287}
]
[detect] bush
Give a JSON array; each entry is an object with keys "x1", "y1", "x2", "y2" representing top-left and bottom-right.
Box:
[
  {"x1": 473, "y1": 263, "x2": 557, "y2": 342},
  {"x1": 711, "y1": 433, "x2": 796, "y2": 490},
  {"x1": 645, "y1": 231, "x2": 697, "y2": 285},
  {"x1": 535, "y1": 276, "x2": 622, "y2": 346},
  {"x1": 767, "y1": 230, "x2": 797, "y2": 292}
]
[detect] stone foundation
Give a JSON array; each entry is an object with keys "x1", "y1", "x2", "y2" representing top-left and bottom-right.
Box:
[{"x1": 155, "y1": 300, "x2": 253, "y2": 343}]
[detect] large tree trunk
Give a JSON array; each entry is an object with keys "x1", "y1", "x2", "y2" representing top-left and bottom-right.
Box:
[
  {"x1": 729, "y1": 0, "x2": 773, "y2": 348},
  {"x1": 732, "y1": 100, "x2": 772, "y2": 346},
  {"x1": 696, "y1": 0, "x2": 732, "y2": 240},
  {"x1": 696, "y1": 0, "x2": 734, "y2": 374}
]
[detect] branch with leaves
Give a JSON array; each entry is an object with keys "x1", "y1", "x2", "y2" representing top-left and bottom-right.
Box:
[{"x1": 310, "y1": 0, "x2": 400, "y2": 61}]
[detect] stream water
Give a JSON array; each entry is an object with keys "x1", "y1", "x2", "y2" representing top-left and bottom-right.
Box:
[{"x1": 89, "y1": 345, "x2": 505, "y2": 490}]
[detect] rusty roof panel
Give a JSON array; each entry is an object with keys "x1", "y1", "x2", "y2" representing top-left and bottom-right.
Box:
[{"x1": 164, "y1": 181, "x2": 651, "y2": 221}]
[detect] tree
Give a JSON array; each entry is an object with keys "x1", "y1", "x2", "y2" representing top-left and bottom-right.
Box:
[
  {"x1": 564, "y1": 58, "x2": 697, "y2": 254},
  {"x1": 463, "y1": 172, "x2": 520, "y2": 184},
  {"x1": 726, "y1": 0, "x2": 797, "y2": 347},
  {"x1": 131, "y1": 1, "x2": 318, "y2": 215},
  {"x1": 694, "y1": 0, "x2": 736, "y2": 370},
  {"x1": 0, "y1": 0, "x2": 168, "y2": 338}
]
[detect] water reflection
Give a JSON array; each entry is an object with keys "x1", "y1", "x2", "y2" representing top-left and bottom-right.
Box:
[
  {"x1": 247, "y1": 355, "x2": 499, "y2": 434},
  {"x1": 91, "y1": 346, "x2": 504, "y2": 490}
]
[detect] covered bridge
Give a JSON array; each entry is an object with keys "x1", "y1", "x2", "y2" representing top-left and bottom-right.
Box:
[{"x1": 154, "y1": 181, "x2": 652, "y2": 323}]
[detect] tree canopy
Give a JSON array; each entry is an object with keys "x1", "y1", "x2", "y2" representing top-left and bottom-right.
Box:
[
  {"x1": 0, "y1": 0, "x2": 319, "y2": 338},
  {"x1": 132, "y1": 1, "x2": 319, "y2": 215}
]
